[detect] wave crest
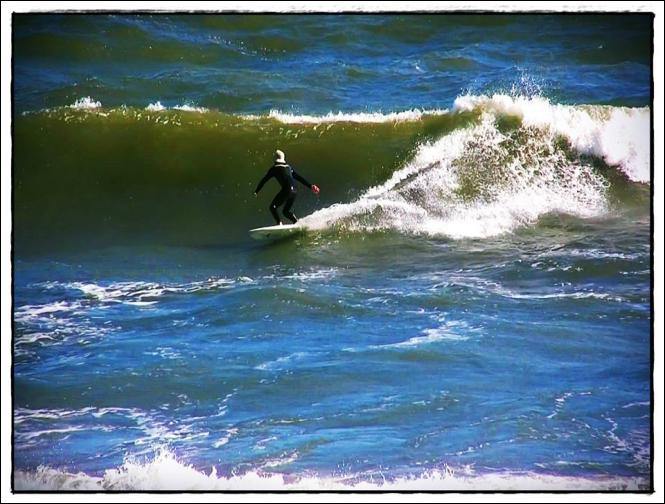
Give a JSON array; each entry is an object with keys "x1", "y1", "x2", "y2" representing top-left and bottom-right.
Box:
[
  {"x1": 302, "y1": 110, "x2": 612, "y2": 239},
  {"x1": 14, "y1": 96, "x2": 649, "y2": 251},
  {"x1": 453, "y1": 94, "x2": 650, "y2": 183},
  {"x1": 258, "y1": 108, "x2": 450, "y2": 124}
]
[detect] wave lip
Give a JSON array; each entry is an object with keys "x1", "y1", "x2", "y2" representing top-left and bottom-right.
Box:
[
  {"x1": 172, "y1": 103, "x2": 209, "y2": 113},
  {"x1": 144, "y1": 102, "x2": 209, "y2": 112},
  {"x1": 67, "y1": 98, "x2": 210, "y2": 113},
  {"x1": 453, "y1": 94, "x2": 650, "y2": 183},
  {"x1": 249, "y1": 108, "x2": 450, "y2": 124}
]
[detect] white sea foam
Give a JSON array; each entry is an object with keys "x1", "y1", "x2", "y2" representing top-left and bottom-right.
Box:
[
  {"x1": 14, "y1": 274, "x2": 315, "y2": 348},
  {"x1": 45, "y1": 277, "x2": 243, "y2": 305},
  {"x1": 374, "y1": 320, "x2": 472, "y2": 349},
  {"x1": 504, "y1": 291, "x2": 624, "y2": 301},
  {"x1": 245, "y1": 95, "x2": 649, "y2": 186},
  {"x1": 259, "y1": 108, "x2": 449, "y2": 124},
  {"x1": 14, "y1": 406, "x2": 162, "y2": 451},
  {"x1": 213, "y1": 428, "x2": 239, "y2": 448},
  {"x1": 14, "y1": 407, "x2": 97, "y2": 424},
  {"x1": 13, "y1": 450, "x2": 648, "y2": 491},
  {"x1": 145, "y1": 101, "x2": 166, "y2": 111},
  {"x1": 14, "y1": 301, "x2": 81, "y2": 321},
  {"x1": 18, "y1": 426, "x2": 88, "y2": 442},
  {"x1": 301, "y1": 111, "x2": 610, "y2": 239},
  {"x1": 255, "y1": 351, "x2": 310, "y2": 370},
  {"x1": 622, "y1": 401, "x2": 650, "y2": 409},
  {"x1": 441, "y1": 274, "x2": 626, "y2": 302},
  {"x1": 560, "y1": 248, "x2": 645, "y2": 261},
  {"x1": 13, "y1": 332, "x2": 57, "y2": 346},
  {"x1": 13, "y1": 299, "x2": 100, "y2": 351},
  {"x1": 69, "y1": 96, "x2": 102, "y2": 109},
  {"x1": 381, "y1": 329, "x2": 468, "y2": 348},
  {"x1": 173, "y1": 103, "x2": 209, "y2": 113},
  {"x1": 142, "y1": 102, "x2": 208, "y2": 112},
  {"x1": 602, "y1": 417, "x2": 651, "y2": 471},
  {"x1": 281, "y1": 267, "x2": 338, "y2": 281},
  {"x1": 453, "y1": 94, "x2": 650, "y2": 183}
]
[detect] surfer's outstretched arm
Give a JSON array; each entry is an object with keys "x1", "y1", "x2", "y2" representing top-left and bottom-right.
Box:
[
  {"x1": 254, "y1": 167, "x2": 275, "y2": 194},
  {"x1": 292, "y1": 169, "x2": 312, "y2": 188},
  {"x1": 293, "y1": 169, "x2": 320, "y2": 194}
]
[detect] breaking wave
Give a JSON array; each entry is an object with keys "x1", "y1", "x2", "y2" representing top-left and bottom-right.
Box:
[
  {"x1": 14, "y1": 95, "x2": 649, "y2": 252},
  {"x1": 14, "y1": 449, "x2": 648, "y2": 491}
]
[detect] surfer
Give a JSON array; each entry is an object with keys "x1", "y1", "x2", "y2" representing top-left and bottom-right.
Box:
[{"x1": 254, "y1": 150, "x2": 320, "y2": 225}]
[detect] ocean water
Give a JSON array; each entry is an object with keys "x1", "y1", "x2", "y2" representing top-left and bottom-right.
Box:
[{"x1": 12, "y1": 13, "x2": 652, "y2": 491}]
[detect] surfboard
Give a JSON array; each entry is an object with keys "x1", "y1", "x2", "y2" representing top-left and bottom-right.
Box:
[{"x1": 249, "y1": 224, "x2": 303, "y2": 240}]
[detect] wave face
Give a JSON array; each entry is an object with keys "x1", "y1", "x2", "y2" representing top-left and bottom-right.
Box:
[{"x1": 13, "y1": 95, "x2": 649, "y2": 254}]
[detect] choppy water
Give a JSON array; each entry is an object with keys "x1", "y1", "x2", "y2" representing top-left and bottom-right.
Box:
[
  {"x1": 12, "y1": 13, "x2": 652, "y2": 491},
  {"x1": 13, "y1": 13, "x2": 652, "y2": 113}
]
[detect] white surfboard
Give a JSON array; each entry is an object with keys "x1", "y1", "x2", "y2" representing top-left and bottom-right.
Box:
[{"x1": 249, "y1": 224, "x2": 304, "y2": 240}]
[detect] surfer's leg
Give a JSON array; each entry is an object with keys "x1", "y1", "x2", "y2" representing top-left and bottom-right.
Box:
[
  {"x1": 269, "y1": 190, "x2": 288, "y2": 224},
  {"x1": 282, "y1": 192, "x2": 298, "y2": 224}
]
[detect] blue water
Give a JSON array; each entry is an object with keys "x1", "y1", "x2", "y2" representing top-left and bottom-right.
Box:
[
  {"x1": 14, "y1": 225, "x2": 652, "y2": 488},
  {"x1": 13, "y1": 14, "x2": 651, "y2": 113},
  {"x1": 12, "y1": 13, "x2": 652, "y2": 491}
]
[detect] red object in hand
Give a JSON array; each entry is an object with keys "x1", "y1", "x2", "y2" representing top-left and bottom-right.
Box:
[{"x1": 311, "y1": 184, "x2": 320, "y2": 195}]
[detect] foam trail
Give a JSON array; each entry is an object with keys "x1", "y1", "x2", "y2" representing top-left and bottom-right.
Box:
[{"x1": 301, "y1": 112, "x2": 610, "y2": 239}]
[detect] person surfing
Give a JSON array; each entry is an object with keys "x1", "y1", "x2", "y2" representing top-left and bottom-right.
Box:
[{"x1": 254, "y1": 150, "x2": 320, "y2": 225}]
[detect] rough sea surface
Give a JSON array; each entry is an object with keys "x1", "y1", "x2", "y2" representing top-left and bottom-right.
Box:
[{"x1": 12, "y1": 13, "x2": 652, "y2": 491}]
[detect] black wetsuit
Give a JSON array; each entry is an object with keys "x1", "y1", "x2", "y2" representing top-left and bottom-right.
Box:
[{"x1": 254, "y1": 162, "x2": 313, "y2": 224}]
